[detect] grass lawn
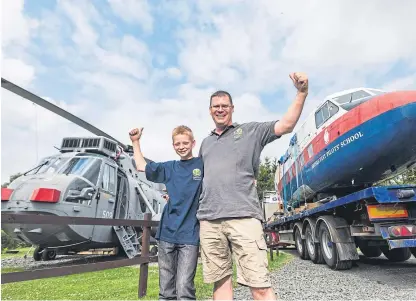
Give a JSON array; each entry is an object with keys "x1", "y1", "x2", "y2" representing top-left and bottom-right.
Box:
[
  {"x1": 1, "y1": 251, "x2": 292, "y2": 300},
  {"x1": 1, "y1": 247, "x2": 34, "y2": 259}
]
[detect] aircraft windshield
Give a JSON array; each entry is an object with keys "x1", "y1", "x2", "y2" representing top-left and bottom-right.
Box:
[
  {"x1": 26, "y1": 156, "x2": 71, "y2": 175},
  {"x1": 368, "y1": 89, "x2": 385, "y2": 95},
  {"x1": 60, "y1": 157, "x2": 102, "y2": 185},
  {"x1": 332, "y1": 90, "x2": 373, "y2": 111}
]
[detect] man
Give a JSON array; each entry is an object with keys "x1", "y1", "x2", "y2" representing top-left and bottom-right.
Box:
[
  {"x1": 197, "y1": 72, "x2": 308, "y2": 300},
  {"x1": 129, "y1": 125, "x2": 203, "y2": 300}
]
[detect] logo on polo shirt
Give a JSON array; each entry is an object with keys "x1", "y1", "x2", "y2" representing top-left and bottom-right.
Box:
[
  {"x1": 192, "y1": 168, "x2": 202, "y2": 180},
  {"x1": 234, "y1": 128, "x2": 243, "y2": 140}
]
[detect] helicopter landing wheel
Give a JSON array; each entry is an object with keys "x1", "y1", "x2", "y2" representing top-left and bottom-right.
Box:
[
  {"x1": 41, "y1": 249, "x2": 57, "y2": 261},
  {"x1": 33, "y1": 246, "x2": 43, "y2": 261}
]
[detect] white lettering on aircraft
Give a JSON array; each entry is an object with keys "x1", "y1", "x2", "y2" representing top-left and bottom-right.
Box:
[{"x1": 312, "y1": 131, "x2": 364, "y2": 169}]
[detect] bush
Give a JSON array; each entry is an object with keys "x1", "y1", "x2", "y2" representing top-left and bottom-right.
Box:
[
  {"x1": 1, "y1": 230, "x2": 30, "y2": 251},
  {"x1": 2, "y1": 230, "x2": 17, "y2": 250}
]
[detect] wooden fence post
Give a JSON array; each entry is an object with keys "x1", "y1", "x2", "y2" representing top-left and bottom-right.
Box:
[{"x1": 138, "y1": 213, "x2": 151, "y2": 298}]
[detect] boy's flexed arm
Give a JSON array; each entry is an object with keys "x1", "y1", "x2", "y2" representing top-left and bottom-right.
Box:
[{"x1": 129, "y1": 127, "x2": 147, "y2": 172}]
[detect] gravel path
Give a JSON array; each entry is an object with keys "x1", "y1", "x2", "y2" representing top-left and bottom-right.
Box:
[
  {"x1": 234, "y1": 249, "x2": 416, "y2": 300},
  {"x1": 2, "y1": 252, "x2": 158, "y2": 271},
  {"x1": 1, "y1": 253, "x2": 117, "y2": 270}
]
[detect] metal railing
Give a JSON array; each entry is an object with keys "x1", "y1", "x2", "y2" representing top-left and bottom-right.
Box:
[
  {"x1": 1, "y1": 212, "x2": 157, "y2": 298},
  {"x1": 2, "y1": 212, "x2": 287, "y2": 298}
]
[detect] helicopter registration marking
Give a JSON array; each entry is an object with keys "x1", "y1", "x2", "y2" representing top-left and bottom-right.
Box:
[{"x1": 102, "y1": 210, "x2": 113, "y2": 218}]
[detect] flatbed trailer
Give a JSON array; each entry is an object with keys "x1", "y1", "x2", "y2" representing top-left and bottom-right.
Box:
[{"x1": 266, "y1": 185, "x2": 416, "y2": 270}]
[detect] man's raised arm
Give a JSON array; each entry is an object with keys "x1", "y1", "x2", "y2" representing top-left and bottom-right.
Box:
[
  {"x1": 129, "y1": 127, "x2": 147, "y2": 172},
  {"x1": 274, "y1": 72, "x2": 309, "y2": 136}
]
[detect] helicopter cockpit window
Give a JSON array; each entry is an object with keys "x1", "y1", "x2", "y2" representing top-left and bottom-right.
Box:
[
  {"x1": 102, "y1": 164, "x2": 116, "y2": 194},
  {"x1": 26, "y1": 157, "x2": 70, "y2": 175},
  {"x1": 81, "y1": 159, "x2": 102, "y2": 185},
  {"x1": 60, "y1": 157, "x2": 102, "y2": 185}
]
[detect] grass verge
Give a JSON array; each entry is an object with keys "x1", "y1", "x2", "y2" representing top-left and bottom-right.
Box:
[
  {"x1": 1, "y1": 250, "x2": 292, "y2": 300},
  {"x1": 1, "y1": 247, "x2": 33, "y2": 259}
]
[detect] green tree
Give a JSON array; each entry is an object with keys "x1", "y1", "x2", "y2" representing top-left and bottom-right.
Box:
[
  {"x1": 379, "y1": 168, "x2": 416, "y2": 186},
  {"x1": 256, "y1": 157, "x2": 278, "y2": 199}
]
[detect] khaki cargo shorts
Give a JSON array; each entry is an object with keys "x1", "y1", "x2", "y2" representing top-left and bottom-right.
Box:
[{"x1": 199, "y1": 217, "x2": 271, "y2": 288}]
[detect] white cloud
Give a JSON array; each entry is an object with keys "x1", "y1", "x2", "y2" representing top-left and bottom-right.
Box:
[
  {"x1": 1, "y1": 89, "x2": 91, "y2": 182},
  {"x1": 177, "y1": 0, "x2": 416, "y2": 94},
  {"x1": 166, "y1": 67, "x2": 182, "y2": 79},
  {"x1": 1, "y1": 0, "x2": 38, "y2": 47},
  {"x1": 58, "y1": 0, "x2": 100, "y2": 50},
  {"x1": 108, "y1": 0, "x2": 153, "y2": 33},
  {"x1": 94, "y1": 47, "x2": 149, "y2": 80},
  {"x1": 1, "y1": 58, "x2": 36, "y2": 86},
  {"x1": 121, "y1": 35, "x2": 149, "y2": 57},
  {"x1": 382, "y1": 75, "x2": 416, "y2": 91}
]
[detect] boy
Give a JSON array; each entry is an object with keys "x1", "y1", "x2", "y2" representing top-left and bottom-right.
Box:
[{"x1": 129, "y1": 125, "x2": 203, "y2": 300}]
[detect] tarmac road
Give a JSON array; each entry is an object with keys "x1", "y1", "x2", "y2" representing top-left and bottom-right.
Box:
[{"x1": 344, "y1": 250, "x2": 416, "y2": 289}]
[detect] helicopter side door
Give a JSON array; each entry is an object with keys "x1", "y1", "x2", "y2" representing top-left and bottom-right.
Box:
[
  {"x1": 114, "y1": 171, "x2": 129, "y2": 220},
  {"x1": 91, "y1": 162, "x2": 117, "y2": 243}
]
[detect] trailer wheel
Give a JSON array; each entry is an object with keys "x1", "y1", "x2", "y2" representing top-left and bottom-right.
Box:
[
  {"x1": 305, "y1": 224, "x2": 324, "y2": 264},
  {"x1": 150, "y1": 245, "x2": 158, "y2": 256},
  {"x1": 359, "y1": 245, "x2": 382, "y2": 258},
  {"x1": 410, "y1": 248, "x2": 416, "y2": 258},
  {"x1": 319, "y1": 223, "x2": 352, "y2": 270},
  {"x1": 295, "y1": 227, "x2": 309, "y2": 260},
  {"x1": 380, "y1": 247, "x2": 411, "y2": 262}
]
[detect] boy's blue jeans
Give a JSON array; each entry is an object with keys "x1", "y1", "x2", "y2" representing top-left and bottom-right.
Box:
[{"x1": 158, "y1": 240, "x2": 199, "y2": 300}]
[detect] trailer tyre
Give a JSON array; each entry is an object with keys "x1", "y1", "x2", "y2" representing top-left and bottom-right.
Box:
[
  {"x1": 410, "y1": 248, "x2": 416, "y2": 258},
  {"x1": 150, "y1": 245, "x2": 158, "y2": 256},
  {"x1": 295, "y1": 227, "x2": 309, "y2": 260},
  {"x1": 319, "y1": 223, "x2": 352, "y2": 270},
  {"x1": 359, "y1": 245, "x2": 382, "y2": 258},
  {"x1": 380, "y1": 247, "x2": 411, "y2": 262},
  {"x1": 305, "y1": 224, "x2": 324, "y2": 264}
]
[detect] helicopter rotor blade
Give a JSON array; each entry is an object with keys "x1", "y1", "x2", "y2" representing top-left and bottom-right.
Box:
[{"x1": 1, "y1": 77, "x2": 128, "y2": 150}]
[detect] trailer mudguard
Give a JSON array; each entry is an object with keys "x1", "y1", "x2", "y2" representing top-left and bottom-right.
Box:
[{"x1": 315, "y1": 215, "x2": 359, "y2": 261}]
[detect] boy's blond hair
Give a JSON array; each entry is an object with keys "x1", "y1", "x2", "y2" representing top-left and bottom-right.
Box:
[{"x1": 172, "y1": 125, "x2": 194, "y2": 141}]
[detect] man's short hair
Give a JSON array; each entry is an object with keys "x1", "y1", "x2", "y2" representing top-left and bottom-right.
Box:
[
  {"x1": 172, "y1": 125, "x2": 194, "y2": 141},
  {"x1": 210, "y1": 90, "x2": 233, "y2": 107}
]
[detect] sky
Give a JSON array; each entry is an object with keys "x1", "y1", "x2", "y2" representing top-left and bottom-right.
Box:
[{"x1": 1, "y1": 0, "x2": 416, "y2": 183}]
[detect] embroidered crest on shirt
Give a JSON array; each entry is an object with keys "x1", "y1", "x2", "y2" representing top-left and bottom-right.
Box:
[
  {"x1": 234, "y1": 128, "x2": 243, "y2": 140},
  {"x1": 192, "y1": 168, "x2": 202, "y2": 180}
]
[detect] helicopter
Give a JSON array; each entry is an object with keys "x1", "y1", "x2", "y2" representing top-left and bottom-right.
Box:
[{"x1": 1, "y1": 78, "x2": 168, "y2": 261}]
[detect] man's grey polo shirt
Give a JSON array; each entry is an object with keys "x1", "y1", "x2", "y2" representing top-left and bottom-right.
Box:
[{"x1": 197, "y1": 121, "x2": 280, "y2": 222}]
